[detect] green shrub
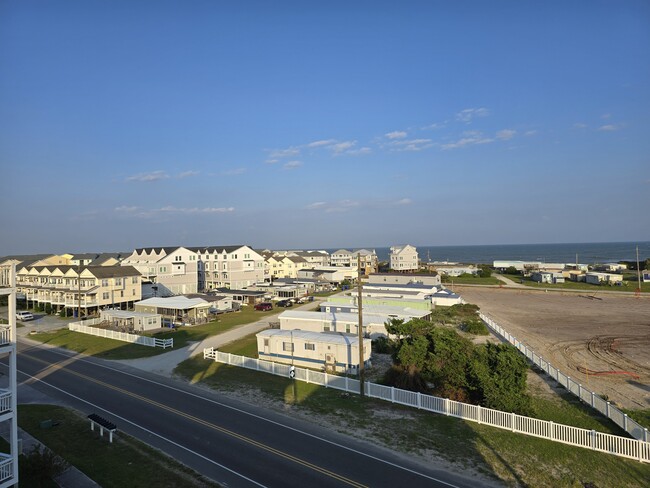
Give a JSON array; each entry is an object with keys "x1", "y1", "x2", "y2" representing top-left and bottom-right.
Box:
[
  {"x1": 461, "y1": 318, "x2": 489, "y2": 335},
  {"x1": 20, "y1": 444, "x2": 69, "y2": 485},
  {"x1": 372, "y1": 336, "x2": 394, "y2": 354}
]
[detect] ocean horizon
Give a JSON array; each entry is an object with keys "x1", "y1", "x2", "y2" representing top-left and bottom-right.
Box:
[{"x1": 317, "y1": 241, "x2": 650, "y2": 265}]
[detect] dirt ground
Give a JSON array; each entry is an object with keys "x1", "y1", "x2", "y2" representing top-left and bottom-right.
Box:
[{"x1": 456, "y1": 286, "x2": 650, "y2": 410}]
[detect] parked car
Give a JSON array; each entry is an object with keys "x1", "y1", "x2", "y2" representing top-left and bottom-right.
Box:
[
  {"x1": 276, "y1": 299, "x2": 293, "y2": 308},
  {"x1": 254, "y1": 302, "x2": 273, "y2": 311},
  {"x1": 16, "y1": 311, "x2": 34, "y2": 321}
]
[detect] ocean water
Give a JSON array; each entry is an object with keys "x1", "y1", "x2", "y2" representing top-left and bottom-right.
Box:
[{"x1": 324, "y1": 242, "x2": 650, "y2": 265}]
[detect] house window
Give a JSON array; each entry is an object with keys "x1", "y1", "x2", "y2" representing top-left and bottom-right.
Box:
[
  {"x1": 115, "y1": 278, "x2": 122, "y2": 286},
  {"x1": 304, "y1": 343, "x2": 315, "y2": 351},
  {"x1": 282, "y1": 342, "x2": 294, "y2": 352},
  {"x1": 132, "y1": 277, "x2": 138, "y2": 284},
  {"x1": 102, "y1": 279, "x2": 109, "y2": 287},
  {"x1": 120, "y1": 290, "x2": 124, "y2": 297},
  {"x1": 102, "y1": 292, "x2": 109, "y2": 300}
]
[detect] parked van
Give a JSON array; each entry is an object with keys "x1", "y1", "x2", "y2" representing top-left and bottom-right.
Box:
[{"x1": 16, "y1": 311, "x2": 34, "y2": 321}]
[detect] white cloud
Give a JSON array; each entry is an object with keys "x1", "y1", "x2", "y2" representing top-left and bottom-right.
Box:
[
  {"x1": 441, "y1": 132, "x2": 494, "y2": 150},
  {"x1": 114, "y1": 206, "x2": 139, "y2": 213},
  {"x1": 158, "y1": 206, "x2": 234, "y2": 214},
  {"x1": 222, "y1": 167, "x2": 247, "y2": 175},
  {"x1": 496, "y1": 129, "x2": 517, "y2": 140},
  {"x1": 395, "y1": 198, "x2": 412, "y2": 205},
  {"x1": 268, "y1": 147, "x2": 300, "y2": 159},
  {"x1": 385, "y1": 131, "x2": 407, "y2": 139},
  {"x1": 265, "y1": 159, "x2": 279, "y2": 164},
  {"x1": 598, "y1": 124, "x2": 618, "y2": 132},
  {"x1": 307, "y1": 139, "x2": 337, "y2": 148},
  {"x1": 283, "y1": 160, "x2": 303, "y2": 170},
  {"x1": 330, "y1": 141, "x2": 357, "y2": 154},
  {"x1": 346, "y1": 146, "x2": 372, "y2": 155},
  {"x1": 456, "y1": 107, "x2": 489, "y2": 123},
  {"x1": 177, "y1": 170, "x2": 199, "y2": 179},
  {"x1": 125, "y1": 170, "x2": 169, "y2": 182},
  {"x1": 390, "y1": 138, "x2": 433, "y2": 152},
  {"x1": 306, "y1": 201, "x2": 327, "y2": 210},
  {"x1": 573, "y1": 122, "x2": 588, "y2": 129}
]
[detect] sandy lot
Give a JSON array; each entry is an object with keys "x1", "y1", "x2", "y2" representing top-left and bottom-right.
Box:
[{"x1": 456, "y1": 287, "x2": 650, "y2": 410}]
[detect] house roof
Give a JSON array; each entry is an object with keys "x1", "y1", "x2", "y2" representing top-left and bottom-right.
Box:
[
  {"x1": 189, "y1": 245, "x2": 248, "y2": 254},
  {"x1": 136, "y1": 296, "x2": 210, "y2": 309},
  {"x1": 257, "y1": 328, "x2": 367, "y2": 345},
  {"x1": 279, "y1": 310, "x2": 389, "y2": 325},
  {"x1": 214, "y1": 288, "x2": 266, "y2": 296}
]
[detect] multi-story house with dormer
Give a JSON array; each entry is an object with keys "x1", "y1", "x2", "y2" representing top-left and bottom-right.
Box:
[{"x1": 192, "y1": 245, "x2": 265, "y2": 290}]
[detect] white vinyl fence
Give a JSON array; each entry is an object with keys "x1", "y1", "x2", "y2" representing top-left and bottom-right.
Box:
[
  {"x1": 204, "y1": 347, "x2": 650, "y2": 463},
  {"x1": 479, "y1": 312, "x2": 648, "y2": 443},
  {"x1": 69, "y1": 320, "x2": 173, "y2": 348}
]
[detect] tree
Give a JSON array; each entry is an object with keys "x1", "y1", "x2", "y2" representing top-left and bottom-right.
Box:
[
  {"x1": 478, "y1": 265, "x2": 492, "y2": 278},
  {"x1": 505, "y1": 266, "x2": 519, "y2": 275}
]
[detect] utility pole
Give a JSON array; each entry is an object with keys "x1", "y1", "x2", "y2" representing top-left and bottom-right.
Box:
[
  {"x1": 77, "y1": 264, "x2": 81, "y2": 319},
  {"x1": 636, "y1": 246, "x2": 642, "y2": 295},
  {"x1": 357, "y1": 254, "x2": 364, "y2": 397}
]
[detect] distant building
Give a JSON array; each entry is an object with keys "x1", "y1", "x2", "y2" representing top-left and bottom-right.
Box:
[
  {"x1": 389, "y1": 245, "x2": 419, "y2": 272},
  {"x1": 331, "y1": 249, "x2": 378, "y2": 274},
  {"x1": 531, "y1": 271, "x2": 565, "y2": 284},
  {"x1": 585, "y1": 272, "x2": 624, "y2": 285},
  {"x1": 192, "y1": 245, "x2": 265, "y2": 290},
  {"x1": 367, "y1": 272, "x2": 440, "y2": 287},
  {"x1": 122, "y1": 246, "x2": 199, "y2": 297}
]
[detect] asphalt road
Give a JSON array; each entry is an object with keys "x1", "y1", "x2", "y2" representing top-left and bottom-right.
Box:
[{"x1": 12, "y1": 340, "x2": 480, "y2": 488}]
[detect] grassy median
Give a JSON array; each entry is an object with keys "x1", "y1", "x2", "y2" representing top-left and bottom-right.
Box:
[
  {"x1": 16, "y1": 404, "x2": 218, "y2": 487},
  {"x1": 27, "y1": 306, "x2": 279, "y2": 360}
]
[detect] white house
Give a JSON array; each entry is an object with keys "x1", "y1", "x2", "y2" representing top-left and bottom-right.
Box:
[
  {"x1": 531, "y1": 271, "x2": 565, "y2": 284},
  {"x1": 319, "y1": 301, "x2": 432, "y2": 321},
  {"x1": 256, "y1": 329, "x2": 371, "y2": 373},
  {"x1": 389, "y1": 245, "x2": 419, "y2": 271},
  {"x1": 122, "y1": 246, "x2": 199, "y2": 297},
  {"x1": 297, "y1": 266, "x2": 358, "y2": 283},
  {"x1": 585, "y1": 272, "x2": 624, "y2": 285},
  {"x1": 99, "y1": 309, "x2": 161, "y2": 332},
  {"x1": 192, "y1": 245, "x2": 265, "y2": 290},
  {"x1": 279, "y1": 310, "x2": 390, "y2": 338},
  {"x1": 367, "y1": 272, "x2": 441, "y2": 287}
]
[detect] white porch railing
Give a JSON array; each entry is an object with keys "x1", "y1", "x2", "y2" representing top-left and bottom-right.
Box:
[
  {"x1": 0, "y1": 328, "x2": 10, "y2": 347},
  {"x1": 69, "y1": 322, "x2": 173, "y2": 349},
  {"x1": 0, "y1": 390, "x2": 11, "y2": 415},
  {"x1": 0, "y1": 454, "x2": 13, "y2": 485},
  {"x1": 479, "y1": 312, "x2": 649, "y2": 443},
  {"x1": 204, "y1": 347, "x2": 650, "y2": 463}
]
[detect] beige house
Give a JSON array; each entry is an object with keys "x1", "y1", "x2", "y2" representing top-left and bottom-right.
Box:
[
  {"x1": 122, "y1": 246, "x2": 199, "y2": 297},
  {"x1": 193, "y1": 245, "x2": 265, "y2": 290},
  {"x1": 15, "y1": 265, "x2": 142, "y2": 316},
  {"x1": 390, "y1": 244, "x2": 419, "y2": 272}
]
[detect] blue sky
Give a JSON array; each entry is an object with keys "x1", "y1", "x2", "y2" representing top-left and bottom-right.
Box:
[{"x1": 1, "y1": 1, "x2": 649, "y2": 254}]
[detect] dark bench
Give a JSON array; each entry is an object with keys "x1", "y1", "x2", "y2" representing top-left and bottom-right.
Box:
[{"x1": 88, "y1": 413, "x2": 117, "y2": 443}]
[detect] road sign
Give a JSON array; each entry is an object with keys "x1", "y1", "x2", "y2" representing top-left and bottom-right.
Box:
[{"x1": 289, "y1": 366, "x2": 295, "y2": 379}]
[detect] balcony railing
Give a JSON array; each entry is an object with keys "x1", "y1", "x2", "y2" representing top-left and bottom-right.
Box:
[
  {"x1": 0, "y1": 327, "x2": 10, "y2": 347},
  {"x1": 0, "y1": 454, "x2": 14, "y2": 485},
  {"x1": 0, "y1": 390, "x2": 11, "y2": 415}
]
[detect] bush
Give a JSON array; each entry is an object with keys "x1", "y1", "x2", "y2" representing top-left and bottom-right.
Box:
[
  {"x1": 460, "y1": 318, "x2": 489, "y2": 335},
  {"x1": 372, "y1": 336, "x2": 394, "y2": 354},
  {"x1": 505, "y1": 266, "x2": 519, "y2": 275},
  {"x1": 383, "y1": 365, "x2": 429, "y2": 393},
  {"x1": 20, "y1": 444, "x2": 69, "y2": 485},
  {"x1": 45, "y1": 303, "x2": 52, "y2": 314}
]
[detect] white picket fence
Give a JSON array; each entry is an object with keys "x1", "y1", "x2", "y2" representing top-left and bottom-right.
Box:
[
  {"x1": 69, "y1": 321, "x2": 173, "y2": 348},
  {"x1": 204, "y1": 347, "x2": 650, "y2": 463},
  {"x1": 479, "y1": 312, "x2": 648, "y2": 443}
]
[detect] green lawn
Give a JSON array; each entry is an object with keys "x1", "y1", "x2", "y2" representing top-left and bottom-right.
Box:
[
  {"x1": 177, "y1": 340, "x2": 650, "y2": 488},
  {"x1": 442, "y1": 276, "x2": 501, "y2": 285},
  {"x1": 17, "y1": 404, "x2": 218, "y2": 487},
  {"x1": 29, "y1": 306, "x2": 280, "y2": 360}
]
